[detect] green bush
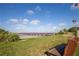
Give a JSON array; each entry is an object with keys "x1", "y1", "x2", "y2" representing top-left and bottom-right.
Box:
[
  {"x1": 7, "y1": 33, "x2": 20, "y2": 42},
  {"x1": 58, "y1": 30, "x2": 64, "y2": 34},
  {"x1": 0, "y1": 28, "x2": 20, "y2": 42}
]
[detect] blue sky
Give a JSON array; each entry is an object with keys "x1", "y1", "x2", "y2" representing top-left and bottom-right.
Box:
[{"x1": 0, "y1": 3, "x2": 79, "y2": 33}]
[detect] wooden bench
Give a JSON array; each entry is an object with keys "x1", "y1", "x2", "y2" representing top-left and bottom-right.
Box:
[{"x1": 45, "y1": 37, "x2": 79, "y2": 56}]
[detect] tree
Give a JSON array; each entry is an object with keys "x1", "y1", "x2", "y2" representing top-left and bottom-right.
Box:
[
  {"x1": 58, "y1": 30, "x2": 64, "y2": 34},
  {"x1": 63, "y1": 28, "x2": 68, "y2": 34},
  {"x1": 68, "y1": 27, "x2": 79, "y2": 32}
]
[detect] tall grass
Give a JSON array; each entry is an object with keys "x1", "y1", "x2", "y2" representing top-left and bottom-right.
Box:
[
  {"x1": 0, "y1": 34, "x2": 79, "y2": 56},
  {"x1": 0, "y1": 42, "x2": 15, "y2": 56}
]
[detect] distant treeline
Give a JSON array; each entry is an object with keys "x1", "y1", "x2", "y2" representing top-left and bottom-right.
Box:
[{"x1": 58, "y1": 27, "x2": 79, "y2": 34}]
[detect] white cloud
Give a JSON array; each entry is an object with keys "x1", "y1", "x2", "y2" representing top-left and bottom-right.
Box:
[
  {"x1": 30, "y1": 20, "x2": 40, "y2": 25},
  {"x1": 52, "y1": 26, "x2": 57, "y2": 30},
  {"x1": 58, "y1": 23, "x2": 66, "y2": 31},
  {"x1": 47, "y1": 23, "x2": 52, "y2": 26},
  {"x1": 26, "y1": 6, "x2": 41, "y2": 16},
  {"x1": 35, "y1": 25, "x2": 59, "y2": 33},
  {"x1": 26, "y1": 10, "x2": 34, "y2": 15},
  {"x1": 9, "y1": 19, "x2": 18, "y2": 24},
  {"x1": 52, "y1": 26, "x2": 61, "y2": 33},
  {"x1": 14, "y1": 26, "x2": 27, "y2": 33},
  {"x1": 8, "y1": 18, "x2": 41, "y2": 32},
  {"x1": 35, "y1": 6, "x2": 41, "y2": 11},
  {"x1": 8, "y1": 18, "x2": 29, "y2": 25},
  {"x1": 8, "y1": 18, "x2": 67, "y2": 33},
  {"x1": 8, "y1": 18, "x2": 30, "y2": 33},
  {"x1": 77, "y1": 22, "x2": 79, "y2": 26},
  {"x1": 15, "y1": 25, "x2": 26, "y2": 30},
  {"x1": 71, "y1": 3, "x2": 79, "y2": 10},
  {"x1": 22, "y1": 19, "x2": 29, "y2": 24},
  {"x1": 59, "y1": 23, "x2": 66, "y2": 27}
]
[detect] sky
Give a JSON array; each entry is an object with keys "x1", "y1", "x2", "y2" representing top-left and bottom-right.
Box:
[{"x1": 0, "y1": 3, "x2": 79, "y2": 33}]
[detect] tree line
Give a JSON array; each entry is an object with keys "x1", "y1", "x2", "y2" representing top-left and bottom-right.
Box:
[{"x1": 58, "y1": 27, "x2": 79, "y2": 34}]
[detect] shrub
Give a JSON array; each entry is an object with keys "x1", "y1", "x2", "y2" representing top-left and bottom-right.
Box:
[
  {"x1": 0, "y1": 28, "x2": 20, "y2": 42},
  {"x1": 7, "y1": 33, "x2": 20, "y2": 42},
  {"x1": 58, "y1": 30, "x2": 64, "y2": 34}
]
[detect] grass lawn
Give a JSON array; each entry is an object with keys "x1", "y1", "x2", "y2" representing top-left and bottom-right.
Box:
[{"x1": 0, "y1": 34, "x2": 79, "y2": 56}]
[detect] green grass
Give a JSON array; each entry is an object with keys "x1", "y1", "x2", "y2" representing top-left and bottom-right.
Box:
[{"x1": 0, "y1": 34, "x2": 79, "y2": 56}]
